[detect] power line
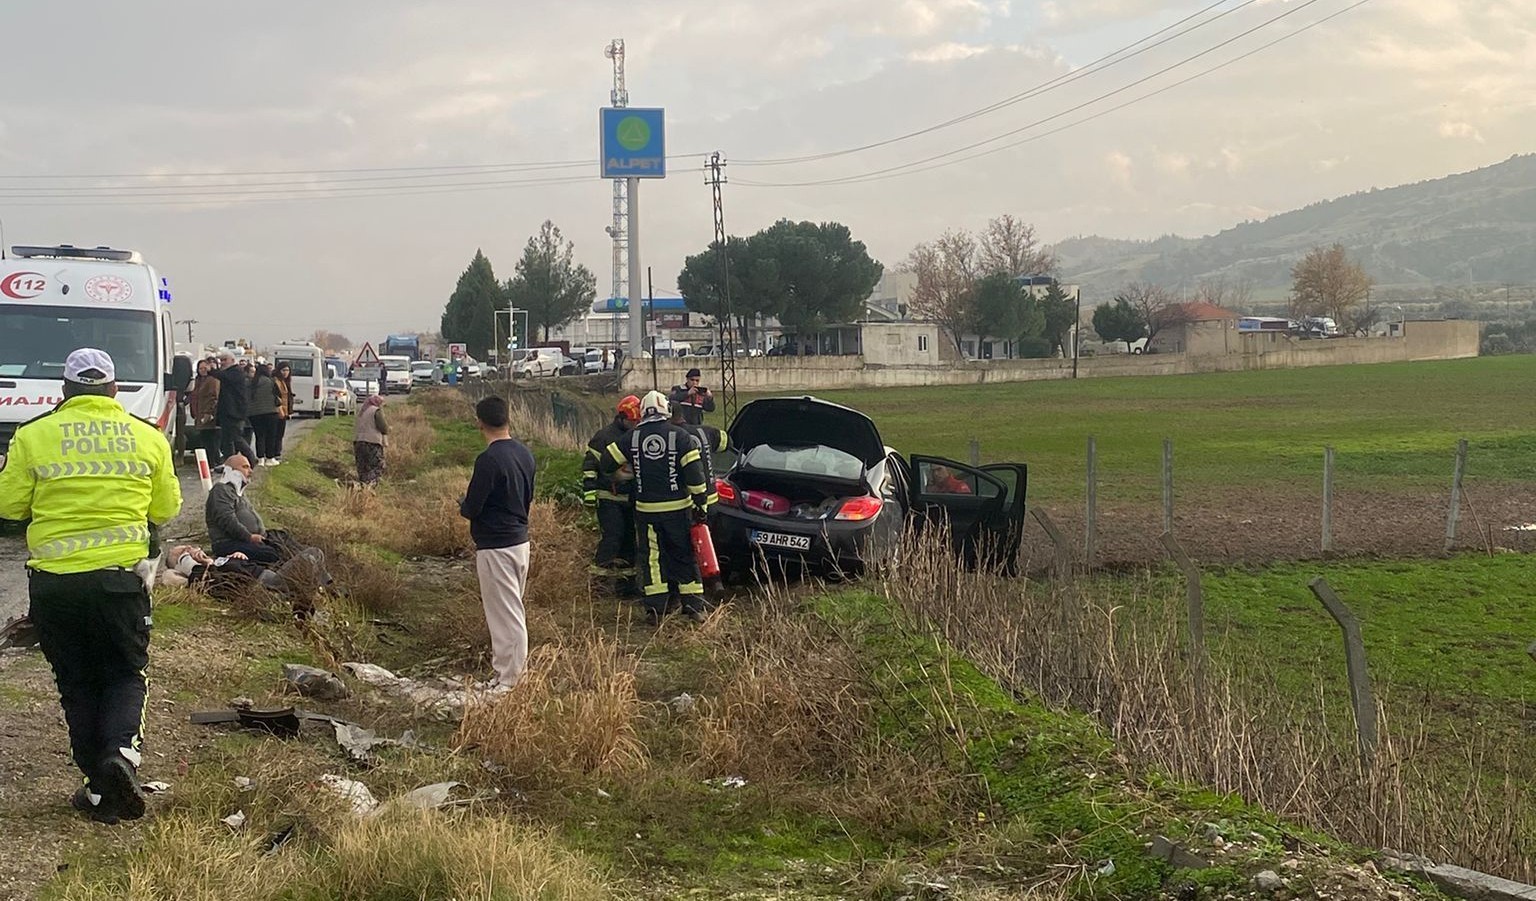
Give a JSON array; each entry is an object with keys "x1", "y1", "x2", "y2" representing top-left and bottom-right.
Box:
[
  {"x1": 737, "y1": 0, "x2": 1367, "y2": 189},
  {"x1": 0, "y1": 174, "x2": 594, "y2": 207},
  {"x1": 733, "y1": 0, "x2": 1257, "y2": 167}
]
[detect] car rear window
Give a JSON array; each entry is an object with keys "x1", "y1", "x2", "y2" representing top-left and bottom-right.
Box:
[{"x1": 741, "y1": 444, "x2": 863, "y2": 481}]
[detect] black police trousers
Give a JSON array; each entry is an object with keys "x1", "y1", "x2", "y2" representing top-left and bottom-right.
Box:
[
  {"x1": 636, "y1": 509, "x2": 704, "y2": 614},
  {"x1": 594, "y1": 500, "x2": 636, "y2": 571},
  {"x1": 28, "y1": 568, "x2": 152, "y2": 786}
]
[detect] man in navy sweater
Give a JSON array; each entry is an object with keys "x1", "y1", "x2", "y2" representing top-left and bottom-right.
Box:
[{"x1": 459, "y1": 395, "x2": 537, "y2": 688}]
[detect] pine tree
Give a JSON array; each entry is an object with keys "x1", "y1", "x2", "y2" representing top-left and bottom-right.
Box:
[{"x1": 440, "y1": 250, "x2": 500, "y2": 359}]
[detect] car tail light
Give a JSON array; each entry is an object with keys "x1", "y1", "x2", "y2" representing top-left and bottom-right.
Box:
[
  {"x1": 313, "y1": 385, "x2": 321, "y2": 399},
  {"x1": 715, "y1": 479, "x2": 737, "y2": 505},
  {"x1": 834, "y1": 495, "x2": 882, "y2": 522}
]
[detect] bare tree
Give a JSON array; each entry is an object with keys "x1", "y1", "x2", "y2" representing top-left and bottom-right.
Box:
[
  {"x1": 1290, "y1": 244, "x2": 1372, "y2": 323},
  {"x1": 1115, "y1": 281, "x2": 1187, "y2": 345},
  {"x1": 904, "y1": 230, "x2": 979, "y2": 353},
  {"x1": 310, "y1": 330, "x2": 353, "y2": 352},
  {"x1": 978, "y1": 214, "x2": 1057, "y2": 278},
  {"x1": 1193, "y1": 274, "x2": 1254, "y2": 311}
]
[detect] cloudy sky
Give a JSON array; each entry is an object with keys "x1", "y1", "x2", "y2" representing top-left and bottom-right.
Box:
[{"x1": 0, "y1": 0, "x2": 1529, "y2": 345}]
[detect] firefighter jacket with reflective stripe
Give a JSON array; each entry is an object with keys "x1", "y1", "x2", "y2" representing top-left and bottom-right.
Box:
[
  {"x1": 0, "y1": 395, "x2": 182, "y2": 574},
  {"x1": 606, "y1": 419, "x2": 707, "y2": 514},
  {"x1": 582, "y1": 416, "x2": 634, "y2": 504},
  {"x1": 685, "y1": 423, "x2": 731, "y2": 507}
]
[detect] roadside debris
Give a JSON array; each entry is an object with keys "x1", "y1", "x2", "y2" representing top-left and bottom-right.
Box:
[
  {"x1": 705, "y1": 775, "x2": 748, "y2": 790},
  {"x1": 282, "y1": 663, "x2": 349, "y2": 701},
  {"x1": 234, "y1": 776, "x2": 255, "y2": 791},
  {"x1": 320, "y1": 774, "x2": 378, "y2": 816},
  {"x1": 0, "y1": 615, "x2": 38, "y2": 650},
  {"x1": 191, "y1": 706, "x2": 356, "y2": 738},
  {"x1": 142, "y1": 781, "x2": 171, "y2": 794},
  {"x1": 332, "y1": 722, "x2": 425, "y2": 764},
  {"x1": 343, "y1": 661, "x2": 469, "y2": 719},
  {"x1": 221, "y1": 810, "x2": 247, "y2": 831},
  {"x1": 389, "y1": 781, "x2": 462, "y2": 811},
  {"x1": 668, "y1": 692, "x2": 697, "y2": 714}
]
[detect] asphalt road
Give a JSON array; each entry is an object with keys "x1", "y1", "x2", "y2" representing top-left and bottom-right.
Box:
[{"x1": 1, "y1": 418, "x2": 316, "y2": 628}]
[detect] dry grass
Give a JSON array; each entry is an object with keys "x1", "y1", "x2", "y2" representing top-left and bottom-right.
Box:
[
  {"x1": 457, "y1": 633, "x2": 647, "y2": 786},
  {"x1": 881, "y1": 530, "x2": 1536, "y2": 882},
  {"x1": 51, "y1": 809, "x2": 612, "y2": 901}
]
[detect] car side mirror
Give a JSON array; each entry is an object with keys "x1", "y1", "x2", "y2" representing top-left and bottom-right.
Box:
[{"x1": 168, "y1": 356, "x2": 194, "y2": 393}]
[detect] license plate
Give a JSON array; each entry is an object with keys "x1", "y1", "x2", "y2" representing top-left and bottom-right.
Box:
[{"x1": 749, "y1": 530, "x2": 811, "y2": 551}]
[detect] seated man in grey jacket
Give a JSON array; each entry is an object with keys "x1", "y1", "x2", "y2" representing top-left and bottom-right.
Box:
[{"x1": 205, "y1": 454, "x2": 283, "y2": 564}]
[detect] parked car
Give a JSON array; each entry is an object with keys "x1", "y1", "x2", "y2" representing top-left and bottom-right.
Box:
[
  {"x1": 377, "y1": 355, "x2": 413, "y2": 394},
  {"x1": 323, "y1": 377, "x2": 357, "y2": 415},
  {"x1": 410, "y1": 360, "x2": 436, "y2": 385},
  {"x1": 766, "y1": 342, "x2": 819, "y2": 357},
  {"x1": 708, "y1": 397, "x2": 1027, "y2": 579},
  {"x1": 583, "y1": 348, "x2": 606, "y2": 374}
]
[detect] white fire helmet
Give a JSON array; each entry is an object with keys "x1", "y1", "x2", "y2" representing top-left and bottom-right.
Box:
[{"x1": 640, "y1": 390, "x2": 670, "y2": 421}]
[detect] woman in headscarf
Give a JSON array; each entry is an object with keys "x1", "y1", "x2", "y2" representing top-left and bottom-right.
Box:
[
  {"x1": 271, "y1": 361, "x2": 294, "y2": 465},
  {"x1": 353, "y1": 394, "x2": 388, "y2": 487}
]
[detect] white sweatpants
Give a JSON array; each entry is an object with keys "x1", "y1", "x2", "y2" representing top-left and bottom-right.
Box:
[{"x1": 474, "y1": 543, "x2": 531, "y2": 687}]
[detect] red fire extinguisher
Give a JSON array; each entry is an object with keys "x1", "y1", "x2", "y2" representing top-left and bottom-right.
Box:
[{"x1": 691, "y1": 521, "x2": 720, "y2": 580}]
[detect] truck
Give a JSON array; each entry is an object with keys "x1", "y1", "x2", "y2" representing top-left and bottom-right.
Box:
[
  {"x1": 0, "y1": 244, "x2": 190, "y2": 456},
  {"x1": 382, "y1": 334, "x2": 420, "y2": 360}
]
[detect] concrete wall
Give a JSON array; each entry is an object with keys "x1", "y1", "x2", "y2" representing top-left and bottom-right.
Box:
[{"x1": 621, "y1": 319, "x2": 1481, "y2": 394}]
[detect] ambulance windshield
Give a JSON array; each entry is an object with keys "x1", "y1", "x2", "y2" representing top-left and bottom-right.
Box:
[{"x1": 0, "y1": 305, "x2": 157, "y2": 382}]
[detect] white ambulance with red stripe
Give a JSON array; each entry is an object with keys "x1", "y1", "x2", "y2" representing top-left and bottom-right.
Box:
[{"x1": 0, "y1": 245, "x2": 187, "y2": 456}]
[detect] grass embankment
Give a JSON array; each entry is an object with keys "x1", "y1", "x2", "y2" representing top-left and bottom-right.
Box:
[
  {"x1": 743, "y1": 355, "x2": 1536, "y2": 502},
  {"x1": 884, "y1": 538, "x2": 1536, "y2": 884},
  {"x1": 42, "y1": 388, "x2": 1445, "y2": 899}
]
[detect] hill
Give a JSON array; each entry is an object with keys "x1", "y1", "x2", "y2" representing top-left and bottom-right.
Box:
[{"x1": 1054, "y1": 153, "x2": 1536, "y2": 299}]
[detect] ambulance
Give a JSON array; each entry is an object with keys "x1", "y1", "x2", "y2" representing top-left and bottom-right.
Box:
[{"x1": 0, "y1": 245, "x2": 189, "y2": 456}]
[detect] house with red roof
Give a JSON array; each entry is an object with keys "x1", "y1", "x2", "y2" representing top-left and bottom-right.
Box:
[{"x1": 1148, "y1": 301, "x2": 1242, "y2": 356}]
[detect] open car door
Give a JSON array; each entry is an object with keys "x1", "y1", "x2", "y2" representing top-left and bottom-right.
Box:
[
  {"x1": 980, "y1": 463, "x2": 1028, "y2": 576},
  {"x1": 908, "y1": 455, "x2": 1010, "y2": 569}
]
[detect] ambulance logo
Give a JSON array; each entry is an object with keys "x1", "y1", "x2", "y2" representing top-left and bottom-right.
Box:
[{"x1": 84, "y1": 275, "x2": 133, "y2": 304}]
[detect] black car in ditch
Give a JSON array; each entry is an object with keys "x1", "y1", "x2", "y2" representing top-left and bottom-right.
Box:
[{"x1": 708, "y1": 396, "x2": 1027, "y2": 578}]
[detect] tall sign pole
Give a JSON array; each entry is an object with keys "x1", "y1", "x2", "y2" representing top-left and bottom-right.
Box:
[{"x1": 600, "y1": 105, "x2": 666, "y2": 370}]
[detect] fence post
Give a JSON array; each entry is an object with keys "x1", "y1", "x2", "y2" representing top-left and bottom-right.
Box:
[
  {"x1": 1085, "y1": 436, "x2": 1098, "y2": 569},
  {"x1": 1322, "y1": 446, "x2": 1335, "y2": 554},
  {"x1": 1161, "y1": 438, "x2": 1174, "y2": 536},
  {"x1": 1444, "y1": 438, "x2": 1468, "y2": 553},
  {"x1": 1308, "y1": 577, "x2": 1378, "y2": 770},
  {"x1": 1031, "y1": 507, "x2": 1072, "y2": 581},
  {"x1": 1158, "y1": 531, "x2": 1206, "y2": 699},
  {"x1": 968, "y1": 438, "x2": 981, "y2": 467}
]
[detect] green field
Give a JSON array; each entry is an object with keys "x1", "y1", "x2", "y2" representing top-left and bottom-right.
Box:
[{"x1": 742, "y1": 356, "x2": 1536, "y2": 502}]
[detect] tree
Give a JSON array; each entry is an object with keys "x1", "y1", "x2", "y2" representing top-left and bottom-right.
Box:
[
  {"x1": 1092, "y1": 298, "x2": 1146, "y2": 351},
  {"x1": 978, "y1": 214, "x2": 1057, "y2": 278},
  {"x1": 1115, "y1": 281, "x2": 1183, "y2": 345},
  {"x1": 967, "y1": 272, "x2": 1032, "y2": 351},
  {"x1": 1289, "y1": 243, "x2": 1371, "y2": 323},
  {"x1": 504, "y1": 221, "x2": 598, "y2": 343},
  {"x1": 1039, "y1": 283, "x2": 1079, "y2": 357},
  {"x1": 677, "y1": 235, "x2": 765, "y2": 348},
  {"x1": 309, "y1": 330, "x2": 353, "y2": 352},
  {"x1": 1193, "y1": 274, "x2": 1253, "y2": 311},
  {"x1": 753, "y1": 220, "x2": 882, "y2": 353},
  {"x1": 904, "y1": 230, "x2": 978, "y2": 353},
  {"x1": 440, "y1": 250, "x2": 500, "y2": 359}
]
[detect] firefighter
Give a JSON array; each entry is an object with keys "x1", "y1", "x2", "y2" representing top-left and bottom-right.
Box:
[
  {"x1": 606, "y1": 390, "x2": 709, "y2": 624},
  {"x1": 0, "y1": 348, "x2": 182, "y2": 824},
  {"x1": 670, "y1": 403, "x2": 730, "y2": 508},
  {"x1": 583, "y1": 395, "x2": 642, "y2": 591}
]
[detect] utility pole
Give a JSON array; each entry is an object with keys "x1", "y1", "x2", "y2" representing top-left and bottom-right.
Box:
[
  {"x1": 705, "y1": 152, "x2": 738, "y2": 423},
  {"x1": 1071, "y1": 288, "x2": 1081, "y2": 379},
  {"x1": 604, "y1": 39, "x2": 630, "y2": 350},
  {"x1": 176, "y1": 319, "x2": 198, "y2": 342}
]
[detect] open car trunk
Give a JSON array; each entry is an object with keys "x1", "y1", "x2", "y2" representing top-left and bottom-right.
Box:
[{"x1": 728, "y1": 468, "x2": 868, "y2": 521}]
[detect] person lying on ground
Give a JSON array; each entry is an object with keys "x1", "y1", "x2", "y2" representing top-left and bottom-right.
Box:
[{"x1": 162, "y1": 543, "x2": 332, "y2": 616}]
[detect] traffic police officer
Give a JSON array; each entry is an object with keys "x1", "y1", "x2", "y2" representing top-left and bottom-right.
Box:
[
  {"x1": 582, "y1": 395, "x2": 641, "y2": 589},
  {"x1": 0, "y1": 348, "x2": 182, "y2": 823},
  {"x1": 605, "y1": 390, "x2": 709, "y2": 623}
]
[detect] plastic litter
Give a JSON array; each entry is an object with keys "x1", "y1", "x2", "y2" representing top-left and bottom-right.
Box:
[
  {"x1": 222, "y1": 810, "x2": 247, "y2": 830},
  {"x1": 282, "y1": 663, "x2": 350, "y2": 701},
  {"x1": 142, "y1": 781, "x2": 172, "y2": 794},
  {"x1": 320, "y1": 774, "x2": 378, "y2": 816}
]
